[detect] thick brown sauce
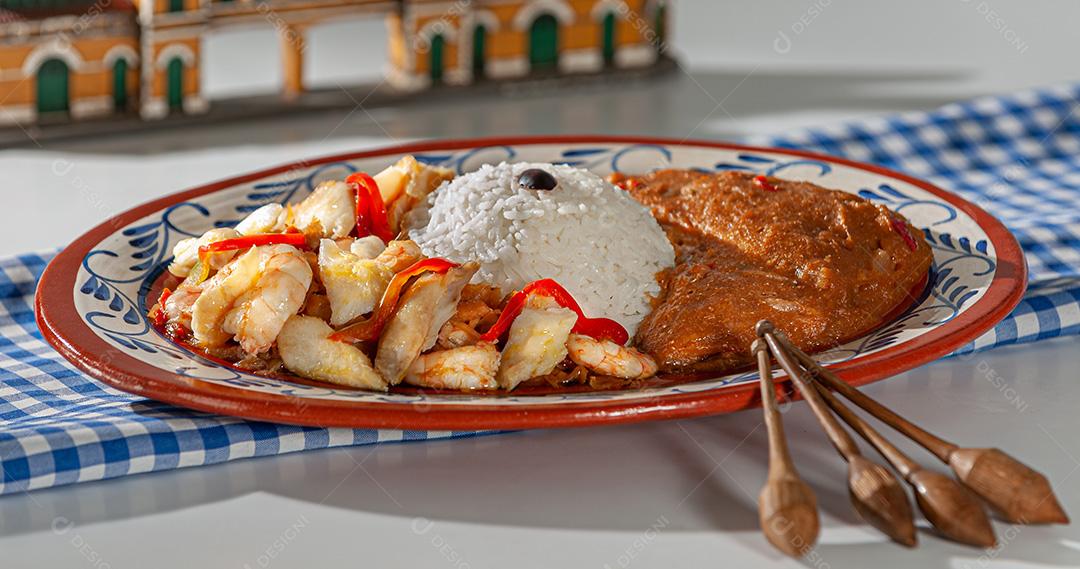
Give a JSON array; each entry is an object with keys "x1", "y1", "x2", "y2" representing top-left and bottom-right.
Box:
[{"x1": 615, "y1": 170, "x2": 934, "y2": 373}]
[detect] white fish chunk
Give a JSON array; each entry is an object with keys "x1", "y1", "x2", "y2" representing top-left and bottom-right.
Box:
[
  {"x1": 496, "y1": 299, "x2": 578, "y2": 390},
  {"x1": 235, "y1": 203, "x2": 287, "y2": 236},
  {"x1": 278, "y1": 315, "x2": 386, "y2": 391},
  {"x1": 373, "y1": 155, "x2": 455, "y2": 233},
  {"x1": 375, "y1": 262, "x2": 478, "y2": 385},
  {"x1": 292, "y1": 180, "x2": 356, "y2": 238},
  {"x1": 350, "y1": 235, "x2": 387, "y2": 259},
  {"x1": 318, "y1": 239, "x2": 395, "y2": 327}
]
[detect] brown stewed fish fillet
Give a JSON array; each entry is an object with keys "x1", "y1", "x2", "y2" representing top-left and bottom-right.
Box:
[{"x1": 612, "y1": 170, "x2": 934, "y2": 373}]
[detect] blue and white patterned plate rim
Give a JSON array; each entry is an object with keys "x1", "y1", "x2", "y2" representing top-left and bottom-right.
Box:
[{"x1": 69, "y1": 140, "x2": 999, "y2": 407}]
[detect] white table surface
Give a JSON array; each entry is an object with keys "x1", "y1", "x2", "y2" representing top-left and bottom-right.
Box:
[{"x1": 4, "y1": 2, "x2": 1080, "y2": 567}]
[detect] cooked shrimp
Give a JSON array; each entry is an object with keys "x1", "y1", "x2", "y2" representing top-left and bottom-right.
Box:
[
  {"x1": 291, "y1": 180, "x2": 356, "y2": 238},
  {"x1": 496, "y1": 296, "x2": 578, "y2": 390},
  {"x1": 168, "y1": 228, "x2": 240, "y2": 278},
  {"x1": 375, "y1": 262, "x2": 478, "y2": 385},
  {"x1": 373, "y1": 239, "x2": 423, "y2": 272},
  {"x1": 189, "y1": 248, "x2": 261, "y2": 348},
  {"x1": 566, "y1": 333, "x2": 658, "y2": 380},
  {"x1": 404, "y1": 343, "x2": 500, "y2": 390},
  {"x1": 235, "y1": 203, "x2": 287, "y2": 235},
  {"x1": 318, "y1": 239, "x2": 395, "y2": 326},
  {"x1": 190, "y1": 244, "x2": 313, "y2": 355},
  {"x1": 162, "y1": 278, "x2": 202, "y2": 329},
  {"x1": 278, "y1": 315, "x2": 386, "y2": 390},
  {"x1": 350, "y1": 235, "x2": 386, "y2": 259}
]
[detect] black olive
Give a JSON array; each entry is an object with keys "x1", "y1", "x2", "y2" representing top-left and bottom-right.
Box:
[{"x1": 517, "y1": 168, "x2": 558, "y2": 191}]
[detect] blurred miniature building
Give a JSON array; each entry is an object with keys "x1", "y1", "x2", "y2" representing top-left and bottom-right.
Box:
[
  {"x1": 386, "y1": 0, "x2": 668, "y2": 89},
  {"x1": 0, "y1": 0, "x2": 668, "y2": 126},
  {"x1": 0, "y1": 0, "x2": 140, "y2": 123}
]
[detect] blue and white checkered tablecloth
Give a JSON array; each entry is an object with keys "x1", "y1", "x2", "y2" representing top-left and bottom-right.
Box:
[
  {"x1": 752, "y1": 82, "x2": 1080, "y2": 354},
  {"x1": 3, "y1": 83, "x2": 1080, "y2": 497}
]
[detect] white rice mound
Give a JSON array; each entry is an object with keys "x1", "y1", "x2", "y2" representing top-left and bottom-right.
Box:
[{"x1": 406, "y1": 161, "x2": 675, "y2": 335}]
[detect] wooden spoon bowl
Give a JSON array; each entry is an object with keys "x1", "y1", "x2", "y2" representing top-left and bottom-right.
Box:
[
  {"x1": 950, "y1": 447, "x2": 1070, "y2": 525},
  {"x1": 809, "y1": 374, "x2": 997, "y2": 548},
  {"x1": 759, "y1": 475, "x2": 821, "y2": 557},
  {"x1": 908, "y1": 469, "x2": 997, "y2": 547},
  {"x1": 774, "y1": 330, "x2": 1068, "y2": 527},
  {"x1": 847, "y1": 455, "x2": 918, "y2": 547}
]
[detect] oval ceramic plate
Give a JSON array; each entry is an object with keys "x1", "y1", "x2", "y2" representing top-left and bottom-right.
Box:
[{"x1": 36, "y1": 136, "x2": 1026, "y2": 430}]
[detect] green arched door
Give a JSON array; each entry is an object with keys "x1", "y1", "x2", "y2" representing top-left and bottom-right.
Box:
[
  {"x1": 601, "y1": 12, "x2": 616, "y2": 66},
  {"x1": 167, "y1": 58, "x2": 184, "y2": 111},
  {"x1": 113, "y1": 59, "x2": 127, "y2": 111},
  {"x1": 472, "y1": 25, "x2": 486, "y2": 78},
  {"x1": 36, "y1": 59, "x2": 70, "y2": 116},
  {"x1": 429, "y1": 34, "x2": 445, "y2": 84},
  {"x1": 529, "y1": 14, "x2": 558, "y2": 71}
]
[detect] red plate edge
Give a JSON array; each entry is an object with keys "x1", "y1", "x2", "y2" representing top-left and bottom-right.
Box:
[{"x1": 34, "y1": 135, "x2": 1028, "y2": 431}]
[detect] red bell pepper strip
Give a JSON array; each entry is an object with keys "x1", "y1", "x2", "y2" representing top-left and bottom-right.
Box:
[
  {"x1": 198, "y1": 232, "x2": 307, "y2": 262},
  {"x1": 610, "y1": 175, "x2": 641, "y2": 191},
  {"x1": 479, "y1": 278, "x2": 630, "y2": 345},
  {"x1": 196, "y1": 232, "x2": 308, "y2": 281},
  {"x1": 889, "y1": 215, "x2": 918, "y2": 251},
  {"x1": 753, "y1": 175, "x2": 779, "y2": 192},
  {"x1": 478, "y1": 290, "x2": 529, "y2": 344},
  {"x1": 149, "y1": 288, "x2": 172, "y2": 327},
  {"x1": 346, "y1": 172, "x2": 394, "y2": 244},
  {"x1": 330, "y1": 257, "x2": 460, "y2": 343}
]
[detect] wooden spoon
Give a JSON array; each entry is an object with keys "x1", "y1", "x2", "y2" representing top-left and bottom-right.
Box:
[
  {"x1": 757, "y1": 321, "x2": 917, "y2": 546},
  {"x1": 812, "y1": 380, "x2": 997, "y2": 547},
  {"x1": 777, "y1": 332, "x2": 1069, "y2": 526},
  {"x1": 753, "y1": 339, "x2": 820, "y2": 557}
]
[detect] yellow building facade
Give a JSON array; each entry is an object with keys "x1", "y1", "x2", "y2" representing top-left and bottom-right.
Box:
[
  {"x1": 0, "y1": 0, "x2": 668, "y2": 126},
  {"x1": 0, "y1": 3, "x2": 140, "y2": 124},
  {"x1": 387, "y1": 0, "x2": 668, "y2": 90}
]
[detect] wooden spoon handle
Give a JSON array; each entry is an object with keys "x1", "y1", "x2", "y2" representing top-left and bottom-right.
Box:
[
  {"x1": 753, "y1": 339, "x2": 822, "y2": 557},
  {"x1": 811, "y1": 380, "x2": 920, "y2": 479},
  {"x1": 754, "y1": 339, "x2": 796, "y2": 476},
  {"x1": 774, "y1": 332, "x2": 958, "y2": 463},
  {"x1": 760, "y1": 330, "x2": 862, "y2": 461}
]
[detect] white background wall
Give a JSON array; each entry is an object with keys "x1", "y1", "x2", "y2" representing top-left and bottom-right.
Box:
[{"x1": 675, "y1": 0, "x2": 1075, "y2": 94}]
